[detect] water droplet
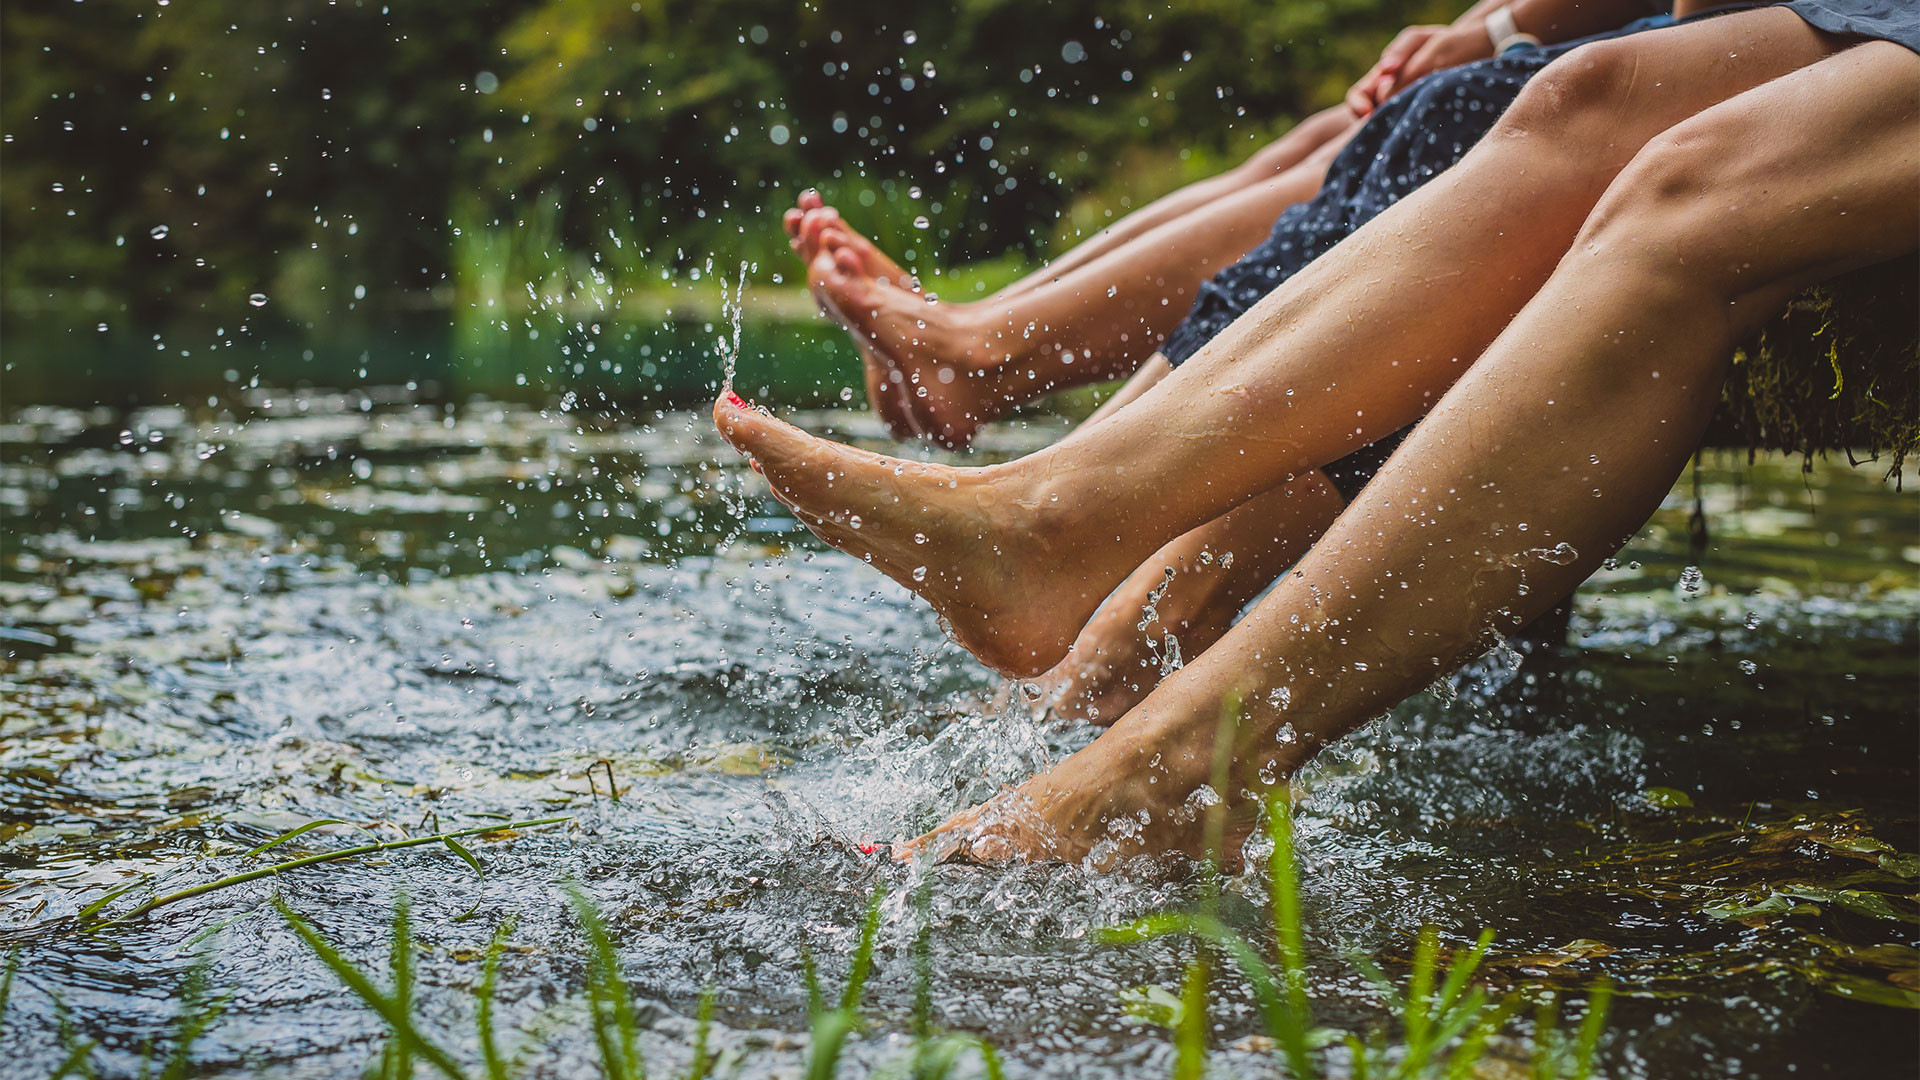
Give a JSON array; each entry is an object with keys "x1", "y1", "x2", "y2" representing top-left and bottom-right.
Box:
[
  {"x1": 149, "y1": 225, "x2": 170, "y2": 239},
  {"x1": 911, "y1": 566, "x2": 927, "y2": 582},
  {"x1": 912, "y1": 215, "x2": 930, "y2": 229},
  {"x1": 902, "y1": 29, "x2": 918, "y2": 44},
  {"x1": 1739, "y1": 659, "x2": 1758, "y2": 675},
  {"x1": 848, "y1": 515, "x2": 862, "y2": 529},
  {"x1": 248, "y1": 293, "x2": 268, "y2": 307}
]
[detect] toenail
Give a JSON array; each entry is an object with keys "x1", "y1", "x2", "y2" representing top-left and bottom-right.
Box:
[{"x1": 725, "y1": 391, "x2": 749, "y2": 409}]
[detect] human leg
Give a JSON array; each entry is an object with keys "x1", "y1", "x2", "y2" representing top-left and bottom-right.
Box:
[
  {"x1": 902, "y1": 38, "x2": 1920, "y2": 865},
  {"x1": 1039, "y1": 472, "x2": 1345, "y2": 725},
  {"x1": 813, "y1": 130, "x2": 1352, "y2": 447},
  {"x1": 781, "y1": 105, "x2": 1358, "y2": 294},
  {"x1": 716, "y1": 7, "x2": 1837, "y2": 677}
]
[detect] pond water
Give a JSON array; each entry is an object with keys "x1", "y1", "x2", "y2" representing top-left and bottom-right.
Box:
[{"x1": 1, "y1": 385, "x2": 1915, "y2": 1078}]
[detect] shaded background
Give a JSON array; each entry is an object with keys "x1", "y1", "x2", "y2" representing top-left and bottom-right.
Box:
[{"x1": 3, "y1": 0, "x2": 1450, "y2": 406}]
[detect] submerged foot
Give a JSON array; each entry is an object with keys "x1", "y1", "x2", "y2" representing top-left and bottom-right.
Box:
[
  {"x1": 712, "y1": 394, "x2": 1106, "y2": 676},
  {"x1": 896, "y1": 675, "x2": 1274, "y2": 869}
]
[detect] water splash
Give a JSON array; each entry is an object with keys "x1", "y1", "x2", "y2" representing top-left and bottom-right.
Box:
[{"x1": 716, "y1": 259, "x2": 748, "y2": 396}]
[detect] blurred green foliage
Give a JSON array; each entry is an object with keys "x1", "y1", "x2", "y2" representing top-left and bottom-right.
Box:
[{"x1": 2, "y1": 0, "x2": 1447, "y2": 327}]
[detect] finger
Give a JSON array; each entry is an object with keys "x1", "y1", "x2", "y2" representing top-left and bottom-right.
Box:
[
  {"x1": 1346, "y1": 65, "x2": 1384, "y2": 115},
  {"x1": 1379, "y1": 26, "x2": 1431, "y2": 70}
]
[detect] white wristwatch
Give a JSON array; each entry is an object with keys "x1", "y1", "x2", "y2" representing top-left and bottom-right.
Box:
[{"x1": 1485, "y1": 6, "x2": 1543, "y2": 52}]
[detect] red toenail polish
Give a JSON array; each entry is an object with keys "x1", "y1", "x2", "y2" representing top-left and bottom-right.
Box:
[{"x1": 725, "y1": 391, "x2": 748, "y2": 409}]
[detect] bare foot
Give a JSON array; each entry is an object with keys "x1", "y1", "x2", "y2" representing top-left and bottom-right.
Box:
[
  {"x1": 1040, "y1": 586, "x2": 1238, "y2": 727},
  {"x1": 712, "y1": 394, "x2": 1115, "y2": 676},
  {"x1": 1037, "y1": 478, "x2": 1345, "y2": 726},
  {"x1": 789, "y1": 200, "x2": 911, "y2": 284},
  {"x1": 781, "y1": 206, "x2": 1007, "y2": 448},
  {"x1": 895, "y1": 688, "x2": 1271, "y2": 869}
]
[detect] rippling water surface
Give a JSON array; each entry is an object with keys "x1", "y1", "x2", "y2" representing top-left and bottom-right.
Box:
[{"x1": 2, "y1": 388, "x2": 1915, "y2": 1078}]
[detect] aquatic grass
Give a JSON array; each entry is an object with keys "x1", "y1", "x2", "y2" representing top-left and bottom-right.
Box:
[
  {"x1": 49, "y1": 996, "x2": 97, "y2": 1080},
  {"x1": 903, "y1": 872, "x2": 1006, "y2": 1080},
  {"x1": 154, "y1": 959, "x2": 228, "y2": 1080},
  {"x1": 275, "y1": 897, "x2": 469, "y2": 1080},
  {"x1": 803, "y1": 880, "x2": 885, "y2": 1080},
  {"x1": 92, "y1": 816, "x2": 571, "y2": 926},
  {"x1": 563, "y1": 884, "x2": 645, "y2": 1080},
  {"x1": 684, "y1": 985, "x2": 716, "y2": 1080},
  {"x1": 477, "y1": 915, "x2": 519, "y2": 1080},
  {"x1": 1103, "y1": 797, "x2": 1616, "y2": 1079},
  {"x1": 1, "y1": 949, "x2": 15, "y2": 1032}
]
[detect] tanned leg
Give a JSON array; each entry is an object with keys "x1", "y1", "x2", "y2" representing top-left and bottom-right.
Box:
[
  {"x1": 901, "y1": 38, "x2": 1919, "y2": 866},
  {"x1": 716, "y1": 8, "x2": 1835, "y2": 677},
  {"x1": 811, "y1": 129, "x2": 1353, "y2": 446},
  {"x1": 1040, "y1": 472, "x2": 1345, "y2": 725}
]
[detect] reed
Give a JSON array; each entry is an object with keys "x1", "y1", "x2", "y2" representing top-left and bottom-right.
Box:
[
  {"x1": 1102, "y1": 796, "x2": 1614, "y2": 1078},
  {"x1": 89, "y1": 816, "x2": 572, "y2": 926}
]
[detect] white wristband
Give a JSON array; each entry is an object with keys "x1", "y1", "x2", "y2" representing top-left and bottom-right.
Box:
[{"x1": 1486, "y1": 7, "x2": 1543, "y2": 52}]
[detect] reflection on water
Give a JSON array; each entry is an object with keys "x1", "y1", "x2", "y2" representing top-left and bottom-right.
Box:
[{"x1": 1, "y1": 388, "x2": 1915, "y2": 1078}]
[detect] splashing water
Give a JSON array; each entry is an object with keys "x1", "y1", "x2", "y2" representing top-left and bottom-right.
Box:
[
  {"x1": 0, "y1": 388, "x2": 1915, "y2": 1078},
  {"x1": 716, "y1": 259, "x2": 748, "y2": 396}
]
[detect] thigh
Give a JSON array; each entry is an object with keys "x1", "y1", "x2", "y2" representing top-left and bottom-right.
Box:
[
  {"x1": 1588, "y1": 40, "x2": 1920, "y2": 305},
  {"x1": 1494, "y1": 6, "x2": 1842, "y2": 186}
]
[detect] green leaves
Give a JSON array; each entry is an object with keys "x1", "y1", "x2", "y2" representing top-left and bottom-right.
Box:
[
  {"x1": 564, "y1": 884, "x2": 646, "y2": 1080},
  {"x1": 1641, "y1": 787, "x2": 1694, "y2": 809},
  {"x1": 88, "y1": 816, "x2": 570, "y2": 926},
  {"x1": 1101, "y1": 797, "x2": 1617, "y2": 1079}
]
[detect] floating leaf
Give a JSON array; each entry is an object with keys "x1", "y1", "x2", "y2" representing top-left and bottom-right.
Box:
[
  {"x1": 1117, "y1": 985, "x2": 1185, "y2": 1029},
  {"x1": 1642, "y1": 787, "x2": 1694, "y2": 809}
]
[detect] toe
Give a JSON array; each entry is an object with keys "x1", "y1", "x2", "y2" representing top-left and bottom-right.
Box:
[
  {"x1": 783, "y1": 207, "x2": 805, "y2": 245},
  {"x1": 799, "y1": 207, "x2": 841, "y2": 254},
  {"x1": 798, "y1": 188, "x2": 823, "y2": 211}
]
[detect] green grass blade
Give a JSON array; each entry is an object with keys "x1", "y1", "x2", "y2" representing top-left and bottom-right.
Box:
[
  {"x1": 1344, "y1": 1033, "x2": 1368, "y2": 1080},
  {"x1": 1531, "y1": 991, "x2": 1561, "y2": 1080},
  {"x1": 49, "y1": 1038, "x2": 98, "y2": 1080},
  {"x1": 1571, "y1": 981, "x2": 1613, "y2": 1080},
  {"x1": 158, "y1": 960, "x2": 229, "y2": 1080},
  {"x1": 802, "y1": 949, "x2": 823, "y2": 1021},
  {"x1": 839, "y1": 881, "x2": 885, "y2": 1013},
  {"x1": 1405, "y1": 925, "x2": 1439, "y2": 1057},
  {"x1": 390, "y1": 896, "x2": 414, "y2": 1080},
  {"x1": 585, "y1": 975, "x2": 625, "y2": 1080},
  {"x1": 685, "y1": 984, "x2": 716, "y2": 1080},
  {"x1": 272, "y1": 898, "x2": 467, "y2": 1080},
  {"x1": 441, "y1": 836, "x2": 485, "y2": 878},
  {"x1": 565, "y1": 884, "x2": 642, "y2": 1080},
  {"x1": 1173, "y1": 955, "x2": 1209, "y2": 1080},
  {"x1": 1445, "y1": 995, "x2": 1522, "y2": 1080},
  {"x1": 0, "y1": 949, "x2": 15, "y2": 1029},
  {"x1": 244, "y1": 819, "x2": 354, "y2": 858},
  {"x1": 1433, "y1": 928, "x2": 1497, "y2": 1021},
  {"x1": 100, "y1": 816, "x2": 571, "y2": 925},
  {"x1": 76, "y1": 875, "x2": 154, "y2": 924},
  {"x1": 1096, "y1": 911, "x2": 1195, "y2": 946},
  {"x1": 1267, "y1": 800, "x2": 1311, "y2": 1027},
  {"x1": 478, "y1": 915, "x2": 518, "y2": 1080},
  {"x1": 911, "y1": 873, "x2": 933, "y2": 1040},
  {"x1": 804, "y1": 1008, "x2": 857, "y2": 1080}
]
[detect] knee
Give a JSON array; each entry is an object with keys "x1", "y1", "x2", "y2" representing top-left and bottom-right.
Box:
[
  {"x1": 1574, "y1": 113, "x2": 1766, "y2": 286},
  {"x1": 1492, "y1": 38, "x2": 1643, "y2": 140}
]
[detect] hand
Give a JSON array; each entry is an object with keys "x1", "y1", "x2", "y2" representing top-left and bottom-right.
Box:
[
  {"x1": 1373, "y1": 22, "x2": 1498, "y2": 106},
  {"x1": 1346, "y1": 24, "x2": 1445, "y2": 117}
]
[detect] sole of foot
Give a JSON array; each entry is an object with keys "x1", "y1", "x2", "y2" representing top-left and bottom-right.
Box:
[{"x1": 712, "y1": 393, "x2": 1098, "y2": 677}]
